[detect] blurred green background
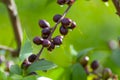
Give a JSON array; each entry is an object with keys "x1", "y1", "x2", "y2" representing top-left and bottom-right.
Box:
[{"x1": 0, "y1": 0, "x2": 120, "y2": 79}]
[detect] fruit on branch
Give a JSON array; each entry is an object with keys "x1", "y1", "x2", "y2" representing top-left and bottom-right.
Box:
[
  {"x1": 47, "y1": 42, "x2": 55, "y2": 51},
  {"x1": 53, "y1": 35, "x2": 63, "y2": 45},
  {"x1": 28, "y1": 54, "x2": 37, "y2": 62},
  {"x1": 57, "y1": 0, "x2": 66, "y2": 5},
  {"x1": 60, "y1": 26, "x2": 68, "y2": 35},
  {"x1": 66, "y1": 0, "x2": 76, "y2": 5},
  {"x1": 53, "y1": 14, "x2": 62, "y2": 22},
  {"x1": 68, "y1": 21, "x2": 76, "y2": 29},
  {"x1": 39, "y1": 20, "x2": 50, "y2": 28},
  {"x1": 91, "y1": 60, "x2": 99, "y2": 70},
  {"x1": 61, "y1": 18, "x2": 72, "y2": 27},
  {"x1": 57, "y1": 0, "x2": 75, "y2": 5},
  {"x1": 102, "y1": 68, "x2": 112, "y2": 79},
  {"x1": 79, "y1": 56, "x2": 89, "y2": 67},
  {"x1": 42, "y1": 39, "x2": 51, "y2": 47},
  {"x1": 33, "y1": 37, "x2": 43, "y2": 45},
  {"x1": 21, "y1": 60, "x2": 31, "y2": 69},
  {"x1": 42, "y1": 28, "x2": 51, "y2": 35}
]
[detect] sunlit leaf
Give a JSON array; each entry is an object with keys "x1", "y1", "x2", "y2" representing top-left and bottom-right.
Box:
[{"x1": 10, "y1": 65, "x2": 22, "y2": 75}]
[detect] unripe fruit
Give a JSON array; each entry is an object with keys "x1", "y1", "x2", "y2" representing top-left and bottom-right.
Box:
[
  {"x1": 28, "y1": 54, "x2": 37, "y2": 62},
  {"x1": 80, "y1": 56, "x2": 89, "y2": 67},
  {"x1": 42, "y1": 39, "x2": 51, "y2": 47},
  {"x1": 102, "y1": 68, "x2": 112, "y2": 80},
  {"x1": 60, "y1": 26, "x2": 68, "y2": 35},
  {"x1": 57, "y1": 0, "x2": 66, "y2": 5},
  {"x1": 66, "y1": 0, "x2": 75, "y2": 5},
  {"x1": 33, "y1": 37, "x2": 43, "y2": 45},
  {"x1": 53, "y1": 36, "x2": 63, "y2": 45},
  {"x1": 91, "y1": 60, "x2": 99, "y2": 70},
  {"x1": 39, "y1": 20, "x2": 50, "y2": 28},
  {"x1": 47, "y1": 42, "x2": 55, "y2": 51},
  {"x1": 68, "y1": 21, "x2": 76, "y2": 29},
  {"x1": 61, "y1": 18, "x2": 72, "y2": 27},
  {"x1": 42, "y1": 28, "x2": 51, "y2": 35},
  {"x1": 53, "y1": 14, "x2": 62, "y2": 22}
]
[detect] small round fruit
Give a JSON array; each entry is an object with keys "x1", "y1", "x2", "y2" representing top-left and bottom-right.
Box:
[
  {"x1": 28, "y1": 54, "x2": 37, "y2": 62},
  {"x1": 53, "y1": 36, "x2": 63, "y2": 45},
  {"x1": 60, "y1": 26, "x2": 68, "y2": 35},
  {"x1": 53, "y1": 14, "x2": 62, "y2": 22},
  {"x1": 42, "y1": 39, "x2": 51, "y2": 47},
  {"x1": 33, "y1": 37, "x2": 43, "y2": 45},
  {"x1": 42, "y1": 28, "x2": 51, "y2": 35},
  {"x1": 39, "y1": 20, "x2": 50, "y2": 28},
  {"x1": 21, "y1": 60, "x2": 31, "y2": 69},
  {"x1": 102, "y1": 68, "x2": 112, "y2": 80},
  {"x1": 57, "y1": 0, "x2": 66, "y2": 5},
  {"x1": 42, "y1": 34, "x2": 49, "y2": 39},
  {"x1": 80, "y1": 56, "x2": 89, "y2": 67},
  {"x1": 68, "y1": 21, "x2": 76, "y2": 29},
  {"x1": 47, "y1": 42, "x2": 55, "y2": 51},
  {"x1": 66, "y1": 0, "x2": 75, "y2": 5},
  {"x1": 61, "y1": 18, "x2": 72, "y2": 27},
  {"x1": 91, "y1": 60, "x2": 99, "y2": 70}
]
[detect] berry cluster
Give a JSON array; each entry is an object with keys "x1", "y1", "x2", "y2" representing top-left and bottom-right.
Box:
[
  {"x1": 79, "y1": 56, "x2": 118, "y2": 80},
  {"x1": 33, "y1": 0, "x2": 76, "y2": 52}
]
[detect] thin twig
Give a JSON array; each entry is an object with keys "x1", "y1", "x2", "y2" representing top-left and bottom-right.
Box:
[
  {"x1": 2, "y1": 0, "x2": 22, "y2": 55},
  {"x1": 0, "y1": 45, "x2": 15, "y2": 53},
  {"x1": 112, "y1": 0, "x2": 120, "y2": 16},
  {"x1": 35, "y1": 5, "x2": 72, "y2": 61}
]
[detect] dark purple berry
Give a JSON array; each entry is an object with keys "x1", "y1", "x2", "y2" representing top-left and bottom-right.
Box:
[
  {"x1": 61, "y1": 18, "x2": 72, "y2": 27},
  {"x1": 39, "y1": 20, "x2": 50, "y2": 28},
  {"x1": 28, "y1": 54, "x2": 37, "y2": 62},
  {"x1": 68, "y1": 21, "x2": 76, "y2": 29},
  {"x1": 47, "y1": 42, "x2": 55, "y2": 51},
  {"x1": 57, "y1": 0, "x2": 66, "y2": 5},
  {"x1": 53, "y1": 14, "x2": 62, "y2": 22},
  {"x1": 42, "y1": 28, "x2": 51, "y2": 35},
  {"x1": 91, "y1": 60, "x2": 99, "y2": 70},
  {"x1": 66, "y1": 0, "x2": 75, "y2": 5},
  {"x1": 42, "y1": 39, "x2": 51, "y2": 47},
  {"x1": 102, "y1": 68, "x2": 112, "y2": 80},
  {"x1": 21, "y1": 60, "x2": 31, "y2": 69},
  {"x1": 102, "y1": 0, "x2": 108, "y2": 2},
  {"x1": 60, "y1": 26, "x2": 68, "y2": 35},
  {"x1": 80, "y1": 56, "x2": 89, "y2": 67},
  {"x1": 33, "y1": 37, "x2": 43, "y2": 45},
  {"x1": 42, "y1": 34, "x2": 49, "y2": 39},
  {"x1": 53, "y1": 36, "x2": 63, "y2": 45}
]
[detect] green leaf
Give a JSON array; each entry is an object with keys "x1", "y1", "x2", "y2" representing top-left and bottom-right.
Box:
[
  {"x1": 10, "y1": 65, "x2": 22, "y2": 75},
  {"x1": 10, "y1": 74, "x2": 23, "y2": 80},
  {"x1": 23, "y1": 75, "x2": 37, "y2": 80},
  {"x1": 72, "y1": 63, "x2": 87, "y2": 80},
  {"x1": 77, "y1": 48, "x2": 94, "y2": 59},
  {"x1": 112, "y1": 48, "x2": 120, "y2": 67},
  {"x1": 19, "y1": 31, "x2": 32, "y2": 62},
  {"x1": 27, "y1": 60, "x2": 57, "y2": 73}
]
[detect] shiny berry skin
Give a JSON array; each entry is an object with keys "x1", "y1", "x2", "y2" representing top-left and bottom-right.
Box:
[
  {"x1": 39, "y1": 20, "x2": 50, "y2": 28},
  {"x1": 66, "y1": 0, "x2": 75, "y2": 5},
  {"x1": 102, "y1": 68, "x2": 112, "y2": 79},
  {"x1": 21, "y1": 60, "x2": 31, "y2": 69},
  {"x1": 53, "y1": 36, "x2": 63, "y2": 45},
  {"x1": 42, "y1": 39, "x2": 51, "y2": 47},
  {"x1": 53, "y1": 14, "x2": 62, "y2": 22},
  {"x1": 91, "y1": 60, "x2": 99, "y2": 70},
  {"x1": 47, "y1": 42, "x2": 55, "y2": 51},
  {"x1": 68, "y1": 21, "x2": 76, "y2": 29},
  {"x1": 57, "y1": 0, "x2": 66, "y2": 5},
  {"x1": 28, "y1": 54, "x2": 37, "y2": 62},
  {"x1": 33, "y1": 37, "x2": 43, "y2": 45},
  {"x1": 80, "y1": 56, "x2": 89, "y2": 67},
  {"x1": 60, "y1": 26, "x2": 68, "y2": 35},
  {"x1": 42, "y1": 34, "x2": 49, "y2": 39},
  {"x1": 42, "y1": 28, "x2": 51, "y2": 35},
  {"x1": 61, "y1": 18, "x2": 72, "y2": 27},
  {"x1": 102, "y1": 0, "x2": 108, "y2": 2}
]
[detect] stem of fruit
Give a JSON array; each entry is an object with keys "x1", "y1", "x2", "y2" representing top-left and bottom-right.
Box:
[
  {"x1": 2, "y1": 0, "x2": 22, "y2": 56},
  {"x1": 112, "y1": 0, "x2": 120, "y2": 16},
  {"x1": 35, "y1": 5, "x2": 72, "y2": 61}
]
